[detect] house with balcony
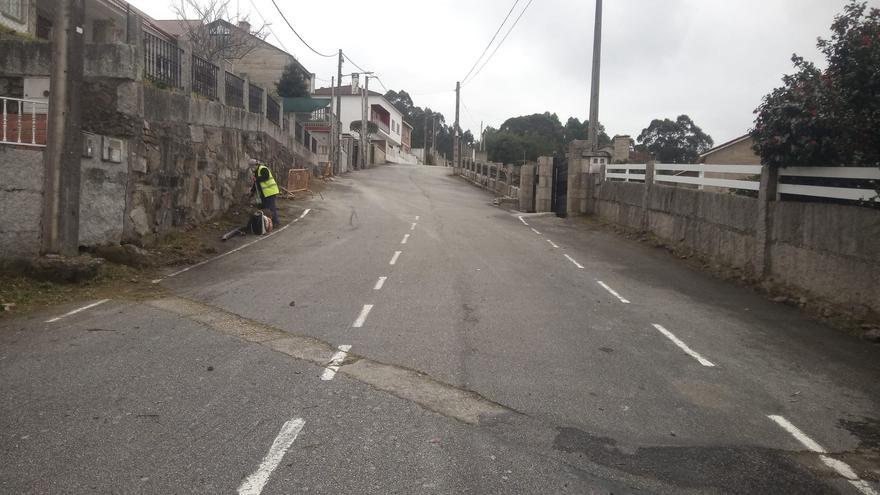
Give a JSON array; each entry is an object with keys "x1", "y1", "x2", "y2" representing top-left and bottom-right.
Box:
[{"x1": 312, "y1": 84, "x2": 410, "y2": 165}]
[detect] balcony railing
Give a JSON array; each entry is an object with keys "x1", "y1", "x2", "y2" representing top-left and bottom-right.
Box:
[
  {"x1": 144, "y1": 31, "x2": 183, "y2": 89},
  {"x1": 1, "y1": 97, "x2": 49, "y2": 147},
  {"x1": 225, "y1": 72, "x2": 244, "y2": 109},
  {"x1": 248, "y1": 84, "x2": 263, "y2": 113},
  {"x1": 267, "y1": 96, "x2": 280, "y2": 125},
  {"x1": 192, "y1": 55, "x2": 218, "y2": 100}
]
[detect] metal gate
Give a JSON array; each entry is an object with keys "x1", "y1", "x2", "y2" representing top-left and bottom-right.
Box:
[{"x1": 552, "y1": 155, "x2": 568, "y2": 217}]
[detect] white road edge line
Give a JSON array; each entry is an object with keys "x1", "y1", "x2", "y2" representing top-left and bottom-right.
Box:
[
  {"x1": 373, "y1": 276, "x2": 388, "y2": 291},
  {"x1": 410, "y1": 222, "x2": 417, "y2": 231},
  {"x1": 547, "y1": 240, "x2": 559, "y2": 249},
  {"x1": 531, "y1": 228, "x2": 542, "y2": 235},
  {"x1": 596, "y1": 280, "x2": 631, "y2": 304},
  {"x1": 45, "y1": 299, "x2": 110, "y2": 323},
  {"x1": 768, "y1": 415, "x2": 878, "y2": 495},
  {"x1": 353, "y1": 304, "x2": 374, "y2": 328},
  {"x1": 652, "y1": 324, "x2": 715, "y2": 367},
  {"x1": 401, "y1": 234, "x2": 410, "y2": 244},
  {"x1": 389, "y1": 251, "x2": 402, "y2": 265},
  {"x1": 321, "y1": 345, "x2": 352, "y2": 381},
  {"x1": 564, "y1": 254, "x2": 584, "y2": 269},
  {"x1": 237, "y1": 417, "x2": 306, "y2": 495},
  {"x1": 518, "y1": 216, "x2": 529, "y2": 226},
  {"x1": 415, "y1": 215, "x2": 420, "y2": 220},
  {"x1": 152, "y1": 208, "x2": 312, "y2": 284}
]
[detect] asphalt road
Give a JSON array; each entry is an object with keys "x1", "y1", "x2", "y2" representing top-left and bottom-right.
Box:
[{"x1": 2, "y1": 163, "x2": 878, "y2": 494}]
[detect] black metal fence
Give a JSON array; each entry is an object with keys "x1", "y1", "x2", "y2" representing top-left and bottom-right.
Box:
[
  {"x1": 267, "y1": 96, "x2": 280, "y2": 125},
  {"x1": 225, "y1": 72, "x2": 244, "y2": 109},
  {"x1": 192, "y1": 55, "x2": 218, "y2": 100},
  {"x1": 248, "y1": 84, "x2": 263, "y2": 113},
  {"x1": 144, "y1": 31, "x2": 182, "y2": 88}
]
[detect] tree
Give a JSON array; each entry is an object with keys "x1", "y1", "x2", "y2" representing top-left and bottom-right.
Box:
[
  {"x1": 562, "y1": 117, "x2": 610, "y2": 147},
  {"x1": 276, "y1": 63, "x2": 308, "y2": 97},
  {"x1": 171, "y1": 0, "x2": 269, "y2": 61},
  {"x1": 752, "y1": 1, "x2": 880, "y2": 168},
  {"x1": 637, "y1": 115, "x2": 714, "y2": 163}
]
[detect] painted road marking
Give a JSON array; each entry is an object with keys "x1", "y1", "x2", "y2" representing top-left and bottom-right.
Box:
[
  {"x1": 547, "y1": 240, "x2": 559, "y2": 248},
  {"x1": 401, "y1": 234, "x2": 410, "y2": 244},
  {"x1": 353, "y1": 304, "x2": 374, "y2": 328},
  {"x1": 415, "y1": 216, "x2": 420, "y2": 220},
  {"x1": 564, "y1": 254, "x2": 584, "y2": 269},
  {"x1": 410, "y1": 223, "x2": 417, "y2": 231},
  {"x1": 389, "y1": 251, "x2": 402, "y2": 265},
  {"x1": 768, "y1": 415, "x2": 878, "y2": 495},
  {"x1": 531, "y1": 228, "x2": 542, "y2": 235},
  {"x1": 652, "y1": 324, "x2": 715, "y2": 367},
  {"x1": 45, "y1": 299, "x2": 110, "y2": 323},
  {"x1": 374, "y1": 277, "x2": 388, "y2": 291},
  {"x1": 597, "y1": 281, "x2": 631, "y2": 304},
  {"x1": 321, "y1": 345, "x2": 352, "y2": 381},
  {"x1": 518, "y1": 216, "x2": 529, "y2": 226},
  {"x1": 237, "y1": 417, "x2": 306, "y2": 495},
  {"x1": 152, "y1": 209, "x2": 312, "y2": 284}
]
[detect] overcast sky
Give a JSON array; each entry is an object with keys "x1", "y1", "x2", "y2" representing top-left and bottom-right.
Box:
[{"x1": 129, "y1": 0, "x2": 878, "y2": 145}]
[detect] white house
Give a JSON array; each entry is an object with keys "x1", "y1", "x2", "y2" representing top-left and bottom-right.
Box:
[{"x1": 312, "y1": 84, "x2": 407, "y2": 164}]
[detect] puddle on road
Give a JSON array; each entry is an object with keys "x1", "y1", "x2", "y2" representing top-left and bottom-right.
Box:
[{"x1": 552, "y1": 426, "x2": 836, "y2": 494}]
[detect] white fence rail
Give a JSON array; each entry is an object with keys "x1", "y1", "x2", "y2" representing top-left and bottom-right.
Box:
[
  {"x1": 1, "y1": 96, "x2": 49, "y2": 148},
  {"x1": 604, "y1": 162, "x2": 879, "y2": 202}
]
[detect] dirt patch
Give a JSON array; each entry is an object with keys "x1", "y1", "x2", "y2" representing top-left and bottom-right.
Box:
[{"x1": 0, "y1": 191, "x2": 317, "y2": 319}]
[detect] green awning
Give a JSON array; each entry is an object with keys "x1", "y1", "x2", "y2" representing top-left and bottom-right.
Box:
[{"x1": 283, "y1": 97, "x2": 331, "y2": 113}]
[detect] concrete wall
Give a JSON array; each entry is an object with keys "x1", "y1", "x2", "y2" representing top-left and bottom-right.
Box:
[
  {"x1": 0, "y1": 147, "x2": 43, "y2": 257},
  {"x1": 590, "y1": 176, "x2": 879, "y2": 317}
]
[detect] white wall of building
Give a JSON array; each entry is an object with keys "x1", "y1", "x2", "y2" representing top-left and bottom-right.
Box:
[{"x1": 330, "y1": 94, "x2": 404, "y2": 147}]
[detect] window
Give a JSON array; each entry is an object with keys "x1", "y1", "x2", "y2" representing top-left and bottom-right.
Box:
[{"x1": 1, "y1": 0, "x2": 25, "y2": 22}]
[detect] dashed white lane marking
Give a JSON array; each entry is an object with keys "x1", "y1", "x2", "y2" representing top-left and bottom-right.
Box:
[
  {"x1": 410, "y1": 223, "x2": 417, "y2": 231},
  {"x1": 152, "y1": 209, "x2": 312, "y2": 284},
  {"x1": 237, "y1": 417, "x2": 306, "y2": 495},
  {"x1": 530, "y1": 228, "x2": 542, "y2": 235},
  {"x1": 373, "y1": 276, "x2": 388, "y2": 290},
  {"x1": 768, "y1": 415, "x2": 878, "y2": 495},
  {"x1": 401, "y1": 234, "x2": 410, "y2": 244},
  {"x1": 596, "y1": 281, "x2": 631, "y2": 304},
  {"x1": 45, "y1": 299, "x2": 110, "y2": 323},
  {"x1": 353, "y1": 304, "x2": 374, "y2": 328},
  {"x1": 389, "y1": 251, "x2": 402, "y2": 265},
  {"x1": 564, "y1": 254, "x2": 584, "y2": 269},
  {"x1": 518, "y1": 216, "x2": 529, "y2": 226},
  {"x1": 321, "y1": 345, "x2": 352, "y2": 381},
  {"x1": 415, "y1": 216, "x2": 420, "y2": 220},
  {"x1": 652, "y1": 324, "x2": 716, "y2": 367},
  {"x1": 547, "y1": 240, "x2": 559, "y2": 248}
]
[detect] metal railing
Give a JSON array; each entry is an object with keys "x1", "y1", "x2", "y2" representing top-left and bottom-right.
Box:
[
  {"x1": 225, "y1": 72, "x2": 244, "y2": 109},
  {"x1": 144, "y1": 31, "x2": 182, "y2": 89},
  {"x1": 192, "y1": 55, "x2": 218, "y2": 100},
  {"x1": 266, "y1": 96, "x2": 280, "y2": 125},
  {"x1": 1, "y1": 96, "x2": 49, "y2": 147},
  {"x1": 248, "y1": 84, "x2": 263, "y2": 113}
]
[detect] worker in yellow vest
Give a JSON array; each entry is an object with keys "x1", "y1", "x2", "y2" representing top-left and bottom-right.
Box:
[{"x1": 249, "y1": 159, "x2": 280, "y2": 226}]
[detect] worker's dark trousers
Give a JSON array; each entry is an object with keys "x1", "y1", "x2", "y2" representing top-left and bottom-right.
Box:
[{"x1": 261, "y1": 195, "x2": 280, "y2": 226}]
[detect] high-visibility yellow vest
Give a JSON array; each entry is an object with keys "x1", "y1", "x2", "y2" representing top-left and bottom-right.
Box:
[{"x1": 256, "y1": 164, "x2": 280, "y2": 198}]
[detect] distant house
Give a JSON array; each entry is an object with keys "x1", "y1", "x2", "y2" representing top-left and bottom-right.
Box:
[
  {"x1": 699, "y1": 134, "x2": 760, "y2": 165},
  {"x1": 402, "y1": 121, "x2": 413, "y2": 154},
  {"x1": 312, "y1": 84, "x2": 409, "y2": 164},
  {"x1": 152, "y1": 19, "x2": 314, "y2": 95}
]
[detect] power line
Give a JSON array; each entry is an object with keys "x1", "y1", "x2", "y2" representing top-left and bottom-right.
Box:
[
  {"x1": 463, "y1": 0, "x2": 535, "y2": 87},
  {"x1": 342, "y1": 52, "x2": 369, "y2": 73},
  {"x1": 247, "y1": 0, "x2": 290, "y2": 53},
  {"x1": 268, "y1": 0, "x2": 336, "y2": 58},
  {"x1": 460, "y1": 0, "x2": 520, "y2": 84}
]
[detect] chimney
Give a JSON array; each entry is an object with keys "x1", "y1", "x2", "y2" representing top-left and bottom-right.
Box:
[
  {"x1": 238, "y1": 21, "x2": 251, "y2": 33},
  {"x1": 612, "y1": 135, "x2": 632, "y2": 163}
]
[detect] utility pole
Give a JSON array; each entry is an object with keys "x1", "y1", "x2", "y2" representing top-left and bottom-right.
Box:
[
  {"x1": 329, "y1": 76, "x2": 335, "y2": 176},
  {"x1": 361, "y1": 76, "x2": 369, "y2": 169},
  {"x1": 336, "y1": 49, "x2": 343, "y2": 172},
  {"x1": 453, "y1": 81, "x2": 461, "y2": 172},
  {"x1": 479, "y1": 120, "x2": 483, "y2": 153},
  {"x1": 42, "y1": 0, "x2": 85, "y2": 256},
  {"x1": 423, "y1": 111, "x2": 429, "y2": 164},
  {"x1": 431, "y1": 115, "x2": 437, "y2": 165},
  {"x1": 587, "y1": 0, "x2": 603, "y2": 151}
]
